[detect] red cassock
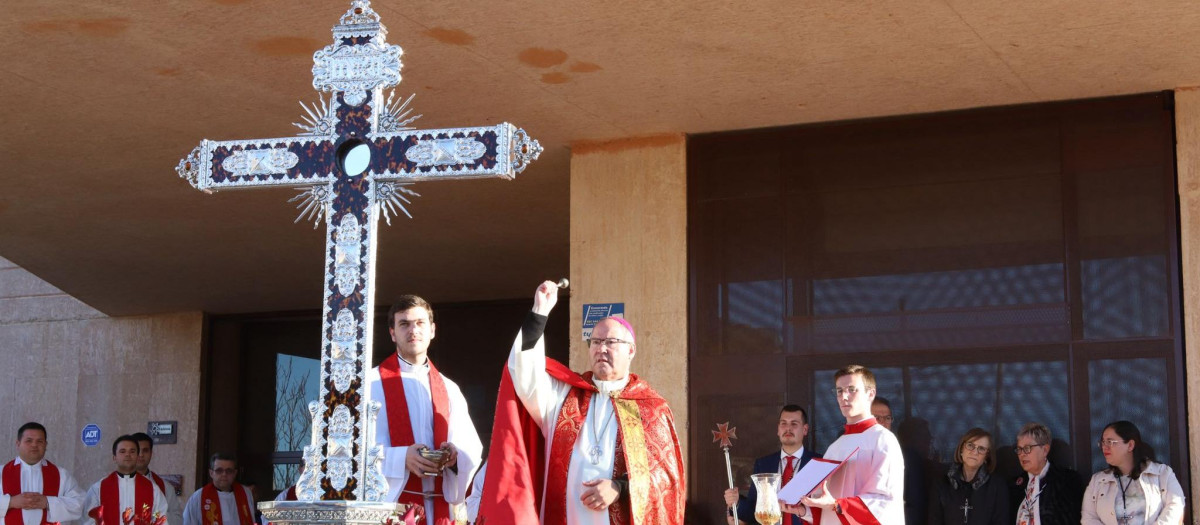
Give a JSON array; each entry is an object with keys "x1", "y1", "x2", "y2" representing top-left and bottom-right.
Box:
[{"x1": 476, "y1": 358, "x2": 685, "y2": 525}]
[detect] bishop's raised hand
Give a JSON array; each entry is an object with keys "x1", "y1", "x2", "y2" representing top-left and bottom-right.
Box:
[{"x1": 533, "y1": 280, "x2": 558, "y2": 316}]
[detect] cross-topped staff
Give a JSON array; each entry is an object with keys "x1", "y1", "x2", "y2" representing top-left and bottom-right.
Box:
[
  {"x1": 713, "y1": 422, "x2": 739, "y2": 517},
  {"x1": 176, "y1": 0, "x2": 541, "y2": 506}
]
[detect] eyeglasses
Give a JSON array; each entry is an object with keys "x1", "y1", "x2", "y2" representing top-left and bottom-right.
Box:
[
  {"x1": 1014, "y1": 443, "x2": 1046, "y2": 456},
  {"x1": 1097, "y1": 438, "x2": 1126, "y2": 449},
  {"x1": 831, "y1": 386, "x2": 868, "y2": 397},
  {"x1": 588, "y1": 338, "x2": 631, "y2": 349},
  {"x1": 963, "y1": 442, "x2": 989, "y2": 455},
  {"x1": 210, "y1": 468, "x2": 237, "y2": 475}
]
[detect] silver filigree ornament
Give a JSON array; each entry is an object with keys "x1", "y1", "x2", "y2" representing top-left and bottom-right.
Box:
[
  {"x1": 289, "y1": 185, "x2": 336, "y2": 228},
  {"x1": 222, "y1": 147, "x2": 300, "y2": 176},
  {"x1": 374, "y1": 182, "x2": 420, "y2": 225},
  {"x1": 405, "y1": 137, "x2": 487, "y2": 167},
  {"x1": 294, "y1": 400, "x2": 327, "y2": 501},
  {"x1": 312, "y1": 0, "x2": 402, "y2": 106},
  {"x1": 362, "y1": 400, "x2": 388, "y2": 501},
  {"x1": 327, "y1": 406, "x2": 354, "y2": 491},
  {"x1": 376, "y1": 90, "x2": 421, "y2": 133},
  {"x1": 512, "y1": 128, "x2": 543, "y2": 174},
  {"x1": 295, "y1": 93, "x2": 340, "y2": 137},
  {"x1": 175, "y1": 145, "x2": 205, "y2": 191},
  {"x1": 329, "y1": 310, "x2": 358, "y2": 393}
]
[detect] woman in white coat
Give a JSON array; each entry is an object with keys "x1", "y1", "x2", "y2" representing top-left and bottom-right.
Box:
[{"x1": 1082, "y1": 420, "x2": 1185, "y2": 525}]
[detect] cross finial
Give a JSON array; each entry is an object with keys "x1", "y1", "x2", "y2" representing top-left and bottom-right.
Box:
[{"x1": 712, "y1": 422, "x2": 737, "y2": 449}]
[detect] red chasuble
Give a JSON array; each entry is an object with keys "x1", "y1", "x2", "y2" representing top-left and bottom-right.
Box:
[
  {"x1": 3, "y1": 461, "x2": 60, "y2": 525},
  {"x1": 378, "y1": 354, "x2": 452, "y2": 525},
  {"x1": 88, "y1": 473, "x2": 153, "y2": 525},
  {"x1": 477, "y1": 359, "x2": 686, "y2": 525},
  {"x1": 199, "y1": 483, "x2": 253, "y2": 525}
]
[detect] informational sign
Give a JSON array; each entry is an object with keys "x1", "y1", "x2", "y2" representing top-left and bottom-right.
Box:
[
  {"x1": 582, "y1": 303, "x2": 625, "y2": 340},
  {"x1": 148, "y1": 421, "x2": 178, "y2": 445},
  {"x1": 81, "y1": 424, "x2": 101, "y2": 447}
]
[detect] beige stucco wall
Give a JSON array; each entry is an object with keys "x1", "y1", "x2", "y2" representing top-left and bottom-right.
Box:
[
  {"x1": 1176, "y1": 88, "x2": 1200, "y2": 520},
  {"x1": 568, "y1": 135, "x2": 689, "y2": 460},
  {"x1": 0, "y1": 256, "x2": 204, "y2": 500}
]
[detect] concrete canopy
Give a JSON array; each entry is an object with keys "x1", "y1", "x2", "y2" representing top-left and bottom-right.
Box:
[{"x1": 2, "y1": 0, "x2": 1199, "y2": 315}]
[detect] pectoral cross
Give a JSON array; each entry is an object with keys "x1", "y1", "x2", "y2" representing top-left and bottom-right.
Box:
[
  {"x1": 960, "y1": 500, "x2": 972, "y2": 522},
  {"x1": 175, "y1": 0, "x2": 541, "y2": 503}
]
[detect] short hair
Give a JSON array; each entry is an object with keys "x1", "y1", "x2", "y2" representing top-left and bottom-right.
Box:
[
  {"x1": 1104, "y1": 420, "x2": 1156, "y2": 479},
  {"x1": 1017, "y1": 422, "x2": 1051, "y2": 445},
  {"x1": 780, "y1": 404, "x2": 808, "y2": 425},
  {"x1": 873, "y1": 396, "x2": 891, "y2": 409},
  {"x1": 834, "y1": 364, "x2": 876, "y2": 390},
  {"x1": 209, "y1": 452, "x2": 238, "y2": 469},
  {"x1": 387, "y1": 295, "x2": 434, "y2": 325},
  {"x1": 954, "y1": 427, "x2": 997, "y2": 473},
  {"x1": 17, "y1": 422, "x2": 46, "y2": 441},
  {"x1": 130, "y1": 432, "x2": 153, "y2": 450},
  {"x1": 112, "y1": 435, "x2": 140, "y2": 456}
]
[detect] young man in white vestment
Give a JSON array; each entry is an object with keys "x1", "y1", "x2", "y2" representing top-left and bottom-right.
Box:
[
  {"x1": 1, "y1": 422, "x2": 85, "y2": 525},
  {"x1": 784, "y1": 365, "x2": 905, "y2": 525},
  {"x1": 364, "y1": 295, "x2": 482, "y2": 525},
  {"x1": 83, "y1": 435, "x2": 168, "y2": 525},
  {"x1": 131, "y1": 433, "x2": 182, "y2": 525}
]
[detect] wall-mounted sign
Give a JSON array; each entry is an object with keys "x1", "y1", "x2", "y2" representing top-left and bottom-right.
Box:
[
  {"x1": 148, "y1": 421, "x2": 177, "y2": 445},
  {"x1": 81, "y1": 424, "x2": 101, "y2": 447},
  {"x1": 582, "y1": 303, "x2": 625, "y2": 340}
]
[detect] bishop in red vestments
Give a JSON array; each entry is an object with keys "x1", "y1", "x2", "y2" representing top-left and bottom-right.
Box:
[{"x1": 477, "y1": 282, "x2": 685, "y2": 525}]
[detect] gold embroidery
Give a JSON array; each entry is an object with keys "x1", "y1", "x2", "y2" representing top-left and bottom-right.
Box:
[{"x1": 614, "y1": 399, "x2": 650, "y2": 525}]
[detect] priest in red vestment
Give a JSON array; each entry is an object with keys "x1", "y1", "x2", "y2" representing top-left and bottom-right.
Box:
[
  {"x1": 1, "y1": 422, "x2": 86, "y2": 525},
  {"x1": 83, "y1": 436, "x2": 168, "y2": 525},
  {"x1": 365, "y1": 295, "x2": 482, "y2": 525},
  {"x1": 477, "y1": 281, "x2": 685, "y2": 525}
]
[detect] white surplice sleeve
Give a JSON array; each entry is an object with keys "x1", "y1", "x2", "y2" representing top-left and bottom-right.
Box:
[
  {"x1": 47, "y1": 466, "x2": 86, "y2": 523},
  {"x1": 507, "y1": 330, "x2": 570, "y2": 436},
  {"x1": 438, "y1": 377, "x2": 482, "y2": 505}
]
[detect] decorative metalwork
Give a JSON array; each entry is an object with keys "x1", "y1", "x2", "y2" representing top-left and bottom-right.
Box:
[
  {"x1": 294, "y1": 94, "x2": 339, "y2": 137},
  {"x1": 222, "y1": 147, "x2": 299, "y2": 176},
  {"x1": 377, "y1": 90, "x2": 421, "y2": 133},
  {"x1": 374, "y1": 182, "x2": 420, "y2": 225},
  {"x1": 511, "y1": 127, "x2": 543, "y2": 174},
  {"x1": 259, "y1": 501, "x2": 411, "y2": 525},
  {"x1": 175, "y1": 0, "x2": 543, "y2": 507},
  {"x1": 405, "y1": 137, "x2": 487, "y2": 167},
  {"x1": 289, "y1": 185, "x2": 334, "y2": 228}
]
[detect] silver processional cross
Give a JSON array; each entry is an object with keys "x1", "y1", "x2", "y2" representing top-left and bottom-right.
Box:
[{"x1": 175, "y1": 0, "x2": 541, "y2": 504}]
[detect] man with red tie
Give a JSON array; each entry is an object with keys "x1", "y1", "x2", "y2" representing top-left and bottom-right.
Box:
[
  {"x1": 365, "y1": 295, "x2": 482, "y2": 525},
  {"x1": 724, "y1": 406, "x2": 820, "y2": 525},
  {"x1": 182, "y1": 453, "x2": 255, "y2": 525},
  {"x1": 784, "y1": 365, "x2": 905, "y2": 525},
  {"x1": 1, "y1": 422, "x2": 85, "y2": 525},
  {"x1": 131, "y1": 433, "x2": 181, "y2": 525},
  {"x1": 83, "y1": 435, "x2": 168, "y2": 525}
]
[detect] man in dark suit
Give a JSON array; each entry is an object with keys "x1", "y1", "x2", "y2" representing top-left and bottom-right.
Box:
[
  {"x1": 1009, "y1": 422, "x2": 1084, "y2": 525},
  {"x1": 723, "y1": 405, "x2": 820, "y2": 525}
]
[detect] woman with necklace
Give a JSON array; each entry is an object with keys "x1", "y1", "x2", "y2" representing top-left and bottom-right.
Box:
[
  {"x1": 1082, "y1": 420, "x2": 1185, "y2": 525},
  {"x1": 928, "y1": 428, "x2": 1009, "y2": 525}
]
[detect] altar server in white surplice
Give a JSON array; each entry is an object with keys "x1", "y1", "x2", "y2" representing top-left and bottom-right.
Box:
[
  {"x1": 365, "y1": 295, "x2": 482, "y2": 525},
  {"x1": 784, "y1": 365, "x2": 905, "y2": 525},
  {"x1": 1, "y1": 422, "x2": 86, "y2": 525}
]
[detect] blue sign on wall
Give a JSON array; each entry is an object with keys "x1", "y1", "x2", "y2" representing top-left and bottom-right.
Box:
[
  {"x1": 81, "y1": 424, "x2": 101, "y2": 447},
  {"x1": 582, "y1": 303, "x2": 625, "y2": 340}
]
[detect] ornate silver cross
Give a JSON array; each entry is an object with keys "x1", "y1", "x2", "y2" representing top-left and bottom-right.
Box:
[{"x1": 175, "y1": 0, "x2": 541, "y2": 503}]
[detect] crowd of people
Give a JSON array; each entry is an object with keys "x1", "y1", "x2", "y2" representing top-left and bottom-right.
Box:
[
  {"x1": 4, "y1": 281, "x2": 1189, "y2": 525},
  {"x1": 721, "y1": 368, "x2": 1187, "y2": 525}
]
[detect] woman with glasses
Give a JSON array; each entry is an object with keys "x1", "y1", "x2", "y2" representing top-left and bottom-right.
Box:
[
  {"x1": 928, "y1": 428, "x2": 1009, "y2": 525},
  {"x1": 1081, "y1": 420, "x2": 1185, "y2": 525}
]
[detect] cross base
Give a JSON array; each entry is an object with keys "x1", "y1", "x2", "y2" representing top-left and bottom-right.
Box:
[{"x1": 259, "y1": 500, "x2": 418, "y2": 525}]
